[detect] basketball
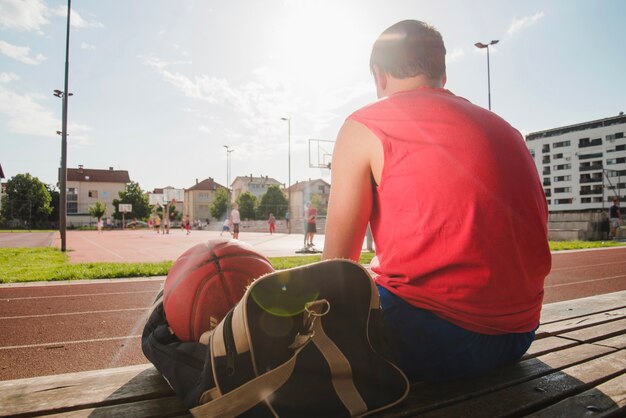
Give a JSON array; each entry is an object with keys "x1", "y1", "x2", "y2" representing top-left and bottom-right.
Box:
[{"x1": 163, "y1": 239, "x2": 275, "y2": 341}]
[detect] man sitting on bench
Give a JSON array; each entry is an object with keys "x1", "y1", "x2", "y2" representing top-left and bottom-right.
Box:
[{"x1": 323, "y1": 19, "x2": 551, "y2": 381}]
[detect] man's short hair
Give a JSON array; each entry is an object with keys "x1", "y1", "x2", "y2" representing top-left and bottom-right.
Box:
[{"x1": 370, "y1": 20, "x2": 446, "y2": 81}]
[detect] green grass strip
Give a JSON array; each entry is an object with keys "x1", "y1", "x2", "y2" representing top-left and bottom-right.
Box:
[
  {"x1": 0, "y1": 241, "x2": 622, "y2": 283},
  {"x1": 549, "y1": 240, "x2": 624, "y2": 251}
]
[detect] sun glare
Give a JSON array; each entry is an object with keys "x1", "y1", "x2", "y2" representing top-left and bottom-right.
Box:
[{"x1": 276, "y1": 3, "x2": 371, "y2": 92}]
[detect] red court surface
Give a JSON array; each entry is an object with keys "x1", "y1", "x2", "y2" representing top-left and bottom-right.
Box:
[
  {"x1": 51, "y1": 230, "x2": 333, "y2": 261},
  {"x1": 0, "y1": 245, "x2": 625, "y2": 381}
]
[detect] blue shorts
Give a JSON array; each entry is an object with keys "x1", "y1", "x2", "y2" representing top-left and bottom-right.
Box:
[{"x1": 377, "y1": 285, "x2": 535, "y2": 382}]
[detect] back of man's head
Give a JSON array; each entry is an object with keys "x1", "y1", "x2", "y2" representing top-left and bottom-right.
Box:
[{"x1": 370, "y1": 20, "x2": 446, "y2": 81}]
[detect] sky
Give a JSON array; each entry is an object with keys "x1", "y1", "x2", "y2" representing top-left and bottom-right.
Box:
[{"x1": 1, "y1": 0, "x2": 625, "y2": 192}]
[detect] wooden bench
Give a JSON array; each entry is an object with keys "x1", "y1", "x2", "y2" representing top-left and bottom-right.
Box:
[{"x1": 1, "y1": 290, "x2": 624, "y2": 418}]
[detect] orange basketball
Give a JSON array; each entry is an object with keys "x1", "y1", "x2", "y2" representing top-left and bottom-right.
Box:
[{"x1": 163, "y1": 239, "x2": 275, "y2": 341}]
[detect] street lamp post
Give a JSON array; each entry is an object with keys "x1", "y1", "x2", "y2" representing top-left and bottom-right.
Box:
[
  {"x1": 54, "y1": 0, "x2": 72, "y2": 252},
  {"x1": 223, "y1": 145, "x2": 234, "y2": 206},
  {"x1": 281, "y1": 117, "x2": 291, "y2": 234},
  {"x1": 474, "y1": 40, "x2": 499, "y2": 111}
]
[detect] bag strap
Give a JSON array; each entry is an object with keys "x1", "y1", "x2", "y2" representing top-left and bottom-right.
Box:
[
  {"x1": 190, "y1": 337, "x2": 309, "y2": 418},
  {"x1": 190, "y1": 300, "x2": 329, "y2": 418}
]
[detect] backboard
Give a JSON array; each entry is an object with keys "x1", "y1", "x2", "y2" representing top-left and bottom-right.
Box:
[
  {"x1": 118, "y1": 203, "x2": 133, "y2": 213},
  {"x1": 308, "y1": 139, "x2": 335, "y2": 169},
  {"x1": 164, "y1": 188, "x2": 184, "y2": 203},
  {"x1": 148, "y1": 193, "x2": 164, "y2": 206}
]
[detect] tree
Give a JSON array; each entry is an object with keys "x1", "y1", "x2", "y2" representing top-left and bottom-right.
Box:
[
  {"x1": 236, "y1": 192, "x2": 257, "y2": 220},
  {"x1": 46, "y1": 184, "x2": 60, "y2": 227},
  {"x1": 256, "y1": 185, "x2": 288, "y2": 219},
  {"x1": 88, "y1": 201, "x2": 107, "y2": 221},
  {"x1": 112, "y1": 181, "x2": 151, "y2": 221},
  {"x1": 0, "y1": 173, "x2": 52, "y2": 228},
  {"x1": 210, "y1": 188, "x2": 229, "y2": 220}
]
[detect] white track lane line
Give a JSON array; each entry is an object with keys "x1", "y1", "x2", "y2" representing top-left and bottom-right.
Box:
[
  {"x1": 0, "y1": 307, "x2": 149, "y2": 320},
  {"x1": 0, "y1": 335, "x2": 142, "y2": 350},
  {"x1": 0, "y1": 290, "x2": 157, "y2": 301},
  {"x1": 550, "y1": 260, "x2": 626, "y2": 272},
  {"x1": 545, "y1": 274, "x2": 626, "y2": 289}
]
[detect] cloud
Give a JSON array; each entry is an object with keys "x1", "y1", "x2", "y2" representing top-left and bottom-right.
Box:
[
  {"x1": 0, "y1": 40, "x2": 46, "y2": 65},
  {"x1": 140, "y1": 56, "x2": 362, "y2": 158},
  {"x1": 508, "y1": 12, "x2": 545, "y2": 36},
  {"x1": 80, "y1": 41, "x2": 96, "y2": 50},
  {"x1": 50, "y1": 5, "x2": 104, "y2": 29},
  {"x1": 446, "y1": 48, "x2": 464, "y2": 64},
  {"x1": 0, "y1": 85, "x2": 91, "y2": 146},
  {"x1": 0, "y1": 72, "x2": 20, "y2": 83},
  {"x1": 0, "y1": 1, "x2": 103, "y2": 32},
  {"x1": 0, "y1": 0, "x2": 49, "y2": 31}
]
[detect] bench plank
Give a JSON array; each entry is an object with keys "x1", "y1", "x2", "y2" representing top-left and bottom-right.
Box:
[
  {"x1": 0, "y1": 364, "x2": 177, "y2": 417},
  {"x1": 523, "y1": 336, "x2": 578, "y2": 359},
  {"x1": 415, "y1": 350, "x2": 626, "y2": 418},
  {"x1": 526, "y1": 372, "x2": 626, "y2": 417},
  {"x1": 559, "y1": 318, "x2": 626, "y2": 344},
  {"x1": 594, "y1": 334, "x2": 626, "y2": 350},
  {"x1": 536, "y1": 308, "x2": 625, "y2": 338},
  {"x1": 539, "y1": 290, "x2": 626, "y2": 325},
  {"x1": 372, "y1": 343, "x2": 616, "y2": 417},
  {"x1": 45, "y1": 397, "x2": 190, "y2": 418}
]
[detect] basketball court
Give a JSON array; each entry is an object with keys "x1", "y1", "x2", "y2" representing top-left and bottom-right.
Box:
[{"x1": 49, "y1": 229, "x2": 343, "y2": 263}]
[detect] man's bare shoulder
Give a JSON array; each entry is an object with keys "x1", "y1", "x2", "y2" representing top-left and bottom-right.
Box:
[{"x1": 335, "y1": 119, "x2": 384, "y2": 184}]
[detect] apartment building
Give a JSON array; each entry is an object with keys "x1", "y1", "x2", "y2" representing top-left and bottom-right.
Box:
[
  {"x1": 526, "y1": 113, "x2": 626, "y2": 212},
  {"x1": 66, "y1": 165, "x2": 130, "y2": 225}
]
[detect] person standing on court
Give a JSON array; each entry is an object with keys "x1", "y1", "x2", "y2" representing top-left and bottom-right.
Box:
[
  {"x1": 305, "y1": 201, "x2": 317, "y2": 247},
  {"x1": 268, "y1": 213, "x2": 276, "y2": 235},
  {"x1": 323, "y1": 20, "x2": 551, "y2": 382},
  {"x1": 230, "y1": 203, "x2": 241, "y2": 240}
]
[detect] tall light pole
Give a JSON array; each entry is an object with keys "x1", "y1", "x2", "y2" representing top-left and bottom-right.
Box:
[
  {"x1": 474, "y1": 40, "x2": 498, "y2": 111},
  {"x1": 281, "y1": 117, "x2": 291, "y2": 234},
  {"x1": 223, "y1": 145, "x2": 234, "y2": 205},
  {"x1": 54, "y1": 0, "x2": 72, "y2": 252}
]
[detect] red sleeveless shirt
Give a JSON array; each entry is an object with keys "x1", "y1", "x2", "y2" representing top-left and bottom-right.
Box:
[{"x1": 348, "y1": 87, "x2": 551, "y2": 335}]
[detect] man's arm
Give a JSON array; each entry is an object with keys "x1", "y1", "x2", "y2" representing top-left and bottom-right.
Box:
[{"x1": 323, "y1": 120, "x2": 382, "y2": 261}]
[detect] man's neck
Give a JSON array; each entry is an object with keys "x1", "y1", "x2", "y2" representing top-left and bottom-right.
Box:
[{"x1": 386, "y1": 74, "x2": 443, "y2": 95}]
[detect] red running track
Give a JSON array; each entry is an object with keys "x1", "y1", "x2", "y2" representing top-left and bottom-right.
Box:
[{"x1": 1, "y1": 247, "x2": 625, "y2": 380}]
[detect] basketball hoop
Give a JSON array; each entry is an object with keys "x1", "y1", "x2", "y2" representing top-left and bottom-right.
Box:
[{"x1": 308, "y1": 139, "x2": 335, "y2": 169}]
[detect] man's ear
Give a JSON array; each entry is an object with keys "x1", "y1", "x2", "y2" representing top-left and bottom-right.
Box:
[{"x1": 373, "y1": 65, "x2": 387, "y2": 97}]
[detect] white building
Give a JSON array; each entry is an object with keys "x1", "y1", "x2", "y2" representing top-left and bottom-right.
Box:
[
  {"x1": 66, "y1": 165, "x2": 130, "y2": 225},
  {"x1": 526, "y1": 113, "x2": 626, "y2": 212}
]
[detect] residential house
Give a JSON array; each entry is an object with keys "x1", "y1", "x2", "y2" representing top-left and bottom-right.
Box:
[
  {"x1": 184, "y1": 177, "x2": 228, "y2": 222},
  {"x1": 66, "y1": 165, "x2": 130, "y2": 226},
  {"x1": 286, "y1": 178, "x2": 331, "y2": 222},
  {"x1": 231, "y1": 174, "x2": 283, "y2": 203}
]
